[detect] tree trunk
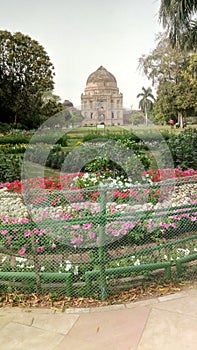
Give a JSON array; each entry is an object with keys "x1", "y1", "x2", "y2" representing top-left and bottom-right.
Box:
[
  {"x1": 178, "y1": 111, "x2": 183, "y2": 128},
  {"x1": 14, "y1": 113, "x2": 17, "y2": 128},
  {"x1": 145, "y1": 104, "x2": 148, "y2": 126}
]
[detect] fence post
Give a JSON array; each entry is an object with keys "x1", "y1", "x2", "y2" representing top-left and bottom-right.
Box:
[
  {"x1": 99, "y1": 186, "x2": 107, "y2": 300},
  {"x1": 30, "y1": 223, "x2": 42, "y2": 295}
]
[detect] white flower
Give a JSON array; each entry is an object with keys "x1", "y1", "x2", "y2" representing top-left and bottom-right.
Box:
[
  {"x1": 74, "y1": 265, "x2": 79, "y2": 275},
  {"x1": 134, "y1": 259, "x2": 140, "y2": 266},
  {"x1": 1, "y1": 256, "x2": 7, "y2": 263},
  {"x1": 15, "y1": 257, "x2": 27, "y2": 263},
  {"x1": 177, "y1": 248, "x2": 190, "y2": 256},
  {"x1": 26, "y1": 265, "x2": 34, "y2": 269},
  {"x1": 65, "y1": 260, "x2": 72, "y2": 271},
  {"x1": 17, "y1": 263, "x2": 25, "y2": 269},
  {"x1": 185, "y1": 249, "x2": 190, "y2": 256},
  {"x1": 40, "y1": 266, "x2": 45, "y2": 272}
]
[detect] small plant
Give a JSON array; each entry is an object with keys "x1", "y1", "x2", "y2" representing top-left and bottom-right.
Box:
[{"x1": 0, "y1": 152, "x2": 22, "y2": 182}]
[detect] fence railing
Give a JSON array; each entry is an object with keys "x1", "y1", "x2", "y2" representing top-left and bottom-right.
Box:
[{"x1": 0, "y1": 176, "x2": 197, "y2": 300}]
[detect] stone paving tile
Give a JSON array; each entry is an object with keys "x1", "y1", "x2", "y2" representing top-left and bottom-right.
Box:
[
  {"x1": 32, "y1": 313, "x2": 79, "y2": 335},
  {"x1": 155, "y1": 291, "x2": 197, "y2": 318},
  {"x1": 0, "y1": 322, "x2": 64, "y2": 350},
  {"x1": 65, "y1": 307, "x2": 150, "y2": 350},
  {"x1": 158, "y1": 291, "x2": 188, "y2": 302},
  {"x1": 56, "y1": 335, "x2": 115, "y2": 350},
  {"x1": 137, "y1": 308, "x2": 197, "y2": 350},
  {"x1": 126, "y1": 298, "x2": 158, "y2": 309},
  {"x1": 0, "y1": 314, "x2": 14, "y2": 328},
  {"x1": 0, "y1": 309, "x2": 79, "y2": 334}
]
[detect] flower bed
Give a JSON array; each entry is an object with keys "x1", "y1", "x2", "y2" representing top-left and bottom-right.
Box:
[
  {"x1": 0, "y1": 169, "x2": 197, "y2": 253},
  {"x1": 0, "y1": 168, "x2": 197, "y2": 298}
]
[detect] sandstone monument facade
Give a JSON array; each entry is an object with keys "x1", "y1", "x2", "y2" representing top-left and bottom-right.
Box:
[{"x1": 81, "y1": 66, "x2": 123, "y2": 126}]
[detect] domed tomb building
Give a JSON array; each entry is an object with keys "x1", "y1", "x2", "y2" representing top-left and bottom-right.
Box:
[{"x1": 81, "y1": 66, "x2": 123, "y2": 126}]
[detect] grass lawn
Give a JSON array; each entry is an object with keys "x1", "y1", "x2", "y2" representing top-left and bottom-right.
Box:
[
  {"x1": 23, "y1": 160, "x2": 60, "y2": 179},
  {"x1": 65, "y1": 124, "x2": 197, "y2": 139}
]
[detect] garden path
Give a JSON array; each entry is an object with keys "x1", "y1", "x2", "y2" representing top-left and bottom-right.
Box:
[{"x1": 0, "y1": 286, "x2": 197, "y2": 349}]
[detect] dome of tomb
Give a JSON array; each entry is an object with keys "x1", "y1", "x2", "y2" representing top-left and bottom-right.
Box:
[{"x1": 85, "y1": 66, "x2": 117, "y2": 90}]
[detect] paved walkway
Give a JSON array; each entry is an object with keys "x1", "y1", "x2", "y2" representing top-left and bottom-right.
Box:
[{"x1": 0, "y1": 287, "x2": 197, "y2": 349}]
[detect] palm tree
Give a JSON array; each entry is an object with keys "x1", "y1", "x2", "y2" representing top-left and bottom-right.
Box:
[
  {"x1": 136, "y1": 87, "x2": 155, "y2": 126},
  {"x1": 159, "y1": 0, "x2": 197, "y2": 51}
]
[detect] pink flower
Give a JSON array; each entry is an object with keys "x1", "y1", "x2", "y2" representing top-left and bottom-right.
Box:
[
  {"x1": 37, "y1": 246, "x2": 44, "y2": 252},
  {"x1": 89, "y1": 232, "x2": 95, "y2": 239},
  {"x1": 24, "y1": 230, "x2": 31, "y2": 237},
  {"x1": 1, "y1": 230, "x2": 8, "y2": 235},
  {"x1": 51, "y1": 243, "x2": 56, "y2": 249},
  {"x1": 171, "y1": 223, "x2": 177, "y2": 229},
  {"x1": 33, "y1": 228, "x2": 39, "y2": 234},
  {"x1": 190, "y1": 216, "x2": 197, "y2": 222},
  {"x1": 70, "y1": 235, "x2": 83, "y2": 244},
  {"x1": 19, "y1": 247, "x2": 26, "y2": 255},
  {"x1": 160, "y1": 222, "x2": 169, "y2": 229},
  {"x1": 72, "y1": 224, "x2": 80, "y2": 229},
  {"x1": 146, "y1": 224, "x2": 152, "y2": 230},
  {"x1": 39, "y1": 229, "x2": 45, "y2": 236},
  {"x1": 82, "y1": 223, "x2": 92, "y2": 230},
  {"x1": 21, "y1": 218, "x2": 29, "y2": 223}
]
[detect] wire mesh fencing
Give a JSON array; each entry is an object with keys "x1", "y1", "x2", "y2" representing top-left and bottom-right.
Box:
[{"x1": 0, "y1": 175, "x2": 197, "y2": 300}]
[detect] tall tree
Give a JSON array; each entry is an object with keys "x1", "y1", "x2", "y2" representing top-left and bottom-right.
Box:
[
  {"x1": 0, "y1": 30, "x2": 55, "y2": 128},
  {"x1": 159, "y1": 0, "x2": 197, "y2": 51},
  {"x1": 136, "y1": 87, "x2": 155, "y2": 125},
  {"x1": 139, "y1": 38, "x2": 197, "y2": 127}
]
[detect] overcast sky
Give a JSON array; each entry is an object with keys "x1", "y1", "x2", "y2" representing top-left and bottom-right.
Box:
[{"x1": 0, "y1": 0, "x2": 162, "y2": 109}]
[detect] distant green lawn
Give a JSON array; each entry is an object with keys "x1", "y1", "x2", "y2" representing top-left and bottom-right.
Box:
[{"x1": 23, "y1": 161, "x2": 60, "y2": 179}]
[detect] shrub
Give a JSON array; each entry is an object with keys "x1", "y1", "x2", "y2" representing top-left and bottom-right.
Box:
[
  {"x1": 0, "y1": 152, "x2": 22, "y2": 182},
  {"x1": 24, "y1": 144, "x2": 67, "y2": 170},
  {"x1": 0, "y1": 144, "x2": 27, "y2": 154},
  {"x1": 162, "y1": 128, "x2": 197, "y2": 170},
  {"x1": 0, "y1": 136, "x2": 30, "y2": 145}
]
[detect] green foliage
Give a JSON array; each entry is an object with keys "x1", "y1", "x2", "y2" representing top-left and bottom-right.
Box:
[
  {"x1": 46, "y1": 146, "x2": 65, "y2": 169},
  {"x1": 0, "y1": 136, "x2": 30, "y2": 145},
  {"x1": 82, "y1": 130, "x2": 170, "y2": 144},
  {"x1": 56, "y1": 135, "x2": 70, "y2": 147},
  {"x1": 82, "y1": 157, "x2": 128, "y2": 178},
  {"x1": 0, "y1": 133, "x2": 69, "y2": 147},
  {"x1": 0, "y1": 144, "x2": 27, "y2": 154},
  {"x1": 129, "y1": 112, "x2": 145, "y2": 125},
  {"x1": 0, "y1": 123, "x2": 12, "y2": 133},
  {"x1": 139, "y1": 38, "x2": 197, "y2": 124},
  {"x1": 25, "y1": 144, "x2": 67, "y2": 170},
  {"x1": 62, "y1": 139, "x2": 150, "y2": 180},
  {"x1": 159, "y1": 0, "x2": 197, "y2": 51},
  {"x1": 0, "y1": 152, "x2": 22, "y2": 182},
  {"x1": 0, "y1": 30, "x2": 54, "y2": 129},
  {"x1": 136, "y1": 86, "x2": 155, "y2": 123},
  {"x1": 162, "y1": 128, "x2": 197, "y2": 169}
]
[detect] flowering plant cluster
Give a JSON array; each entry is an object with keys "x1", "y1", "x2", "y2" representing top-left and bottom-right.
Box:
[
  {"x1": 0, "y1": 167, "x2": 197, "y2": 260},
  {"x1": 0, "y1": 199, "x2": 197, "y2": 257},
  {"x1": 142, "y1": 168, "x2": 197, "y2": 182}
]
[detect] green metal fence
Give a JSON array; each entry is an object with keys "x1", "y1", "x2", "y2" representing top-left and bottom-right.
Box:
[{"x1": 1, "y1": 176, "x2": 197, "y2": 300}]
